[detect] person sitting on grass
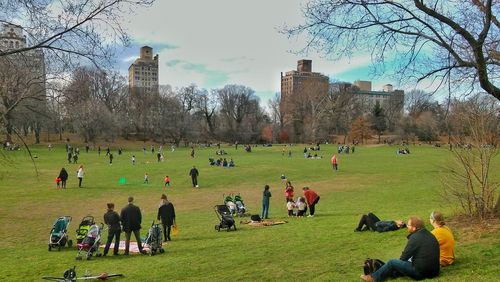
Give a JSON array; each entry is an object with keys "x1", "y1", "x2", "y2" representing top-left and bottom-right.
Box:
[
  {"x1": 430, "y1": 211, "x2": 455, "y2": 267},
  {"x1": 355, "y1": 212, "x2": 406, "y2": 232},
  {"x1": 360, "y1": 216, "x2": 440, "y2": 282}
]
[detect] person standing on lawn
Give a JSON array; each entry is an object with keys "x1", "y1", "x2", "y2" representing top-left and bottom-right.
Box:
[
  {"x1": 157, "y1": 194, "x2": 176, "y2": 242},
  {"x1": 261, "y1": 185, "x2": 272, "y2": 219},
  {"x1": 120, "y1": 196, "x2": 146, "y2": 255},
  {"x1": 103, "y1": 203, "x2": 121, "y2": 256},
  {"x1": 189, "y1": 166, "x2": 199, "y2": 188}
]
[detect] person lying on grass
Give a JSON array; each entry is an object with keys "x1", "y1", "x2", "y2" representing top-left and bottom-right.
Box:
[{"x1": 355, "y1": 212, "x2": 406, "y2": 232}]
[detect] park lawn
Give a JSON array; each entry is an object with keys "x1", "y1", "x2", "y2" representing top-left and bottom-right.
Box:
[{"x1": 0, "y1": 143, "x2": 498, "y2": 281}]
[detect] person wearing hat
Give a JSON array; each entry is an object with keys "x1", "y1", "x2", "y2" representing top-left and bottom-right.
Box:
[
  {"x1": 120, "y1": 196, "x2": 146, "y2": 255},
  {"x1": 157, "y1": 194, "x2": 176, "y2": 242}
]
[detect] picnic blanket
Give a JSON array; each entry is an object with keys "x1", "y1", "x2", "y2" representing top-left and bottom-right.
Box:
[
  {"x1": 239, "y1": 220, "x2": 287, "y2": 227},
  {"x1": 99, "y1": 241, "x2": 160, "y2": 253}
]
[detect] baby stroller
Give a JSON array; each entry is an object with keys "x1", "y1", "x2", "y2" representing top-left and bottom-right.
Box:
[
  {"x1": 234, "y1": 194, "x2": 247, "y2": 217},
  {"x1": 143, "y1": 221, "x2": 165, "y2": 256},
  {"x1": 224, "y1": 195, "x2": 237, "y2": 215},
  {"x1": 76, "y1": 223, "x2": 103, "y2": 260},
  {"x1": 75, "y1": 216, "x2": 95, "y2": 244},
  {"x1": 48, "y1": 216, "x2": 73, "y2": 251},
  {"x1": 214, "y1": 205, "x2": 236, "y2": 232}
]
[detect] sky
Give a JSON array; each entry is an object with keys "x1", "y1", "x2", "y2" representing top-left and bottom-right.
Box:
[{"x1": 115, "y1": 0, "x2": 397, "y2": 102}]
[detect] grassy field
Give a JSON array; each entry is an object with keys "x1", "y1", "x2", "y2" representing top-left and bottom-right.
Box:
[{"x1": 0, "y1": 143, "x2": 498, "y2": 281}]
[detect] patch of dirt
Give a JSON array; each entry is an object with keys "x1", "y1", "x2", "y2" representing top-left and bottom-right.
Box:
[{"x1": 447, "y1": 215, "x2": 500, "y2": 243}]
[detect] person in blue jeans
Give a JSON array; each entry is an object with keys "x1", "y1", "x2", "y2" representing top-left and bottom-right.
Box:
[
  {"x1": 261, "y1": 185, "x2": 271, "y2": 219},
  {"x1": 360, "y1": 216, "x2": 440, "y2": 282}
]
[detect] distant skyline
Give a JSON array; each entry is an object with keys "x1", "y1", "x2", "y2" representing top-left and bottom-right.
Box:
[{"x1": 115, "y1": 0, "x2": 404, "y2": 102}]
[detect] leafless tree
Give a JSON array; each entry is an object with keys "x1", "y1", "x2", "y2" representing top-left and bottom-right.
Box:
[
  {"x1": 217, "y1": 84, "x2": 263, "y2": 142},
  {"x1": 194, "y1": 88, "x2": 219, "y2": 139},
  {"x1": 442, "y1": 94, "x2": 499, "y2": 219},
  {"x1": 284, "y1": 0, "x2": 500, "y2": 100}
]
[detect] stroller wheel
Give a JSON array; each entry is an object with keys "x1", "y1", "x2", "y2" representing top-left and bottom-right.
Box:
[
  {"x1": 151, "y1": 250, "x2": 156, "y2": 256},
  {"x1": 159, "y1": 248, "x2": 165, "y2": 254}
]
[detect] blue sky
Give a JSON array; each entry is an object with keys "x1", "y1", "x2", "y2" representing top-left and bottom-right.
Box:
[{"x1": 115, "y1": 0, "x2": 401, "y2": 102}]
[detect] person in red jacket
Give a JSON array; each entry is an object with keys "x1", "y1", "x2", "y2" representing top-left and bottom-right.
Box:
[
  {"x1": 331, "y1": 154, "x2": 338, "y2": 171},
  {"x1": 302, "y1": 187, "x2": 320, "y2": 217},
  {"x1": 284, "y1": 181, "x2": 294, "y2": 203}
]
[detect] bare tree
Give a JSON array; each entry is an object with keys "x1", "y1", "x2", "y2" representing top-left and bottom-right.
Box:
[
  {"x1": 0, "y1": 0, "x2": 154, "y2": 66},
  {"x1": 194, "y1": 88, "x2": 218, "y2": 140},
  {"x1": 442, "y1": 94, "x2": 499, "y2": 219},
  {"x1": 217, "y1": 84, "x2": 262, "y2": 142},
  {"x1": 284, "y1": 0, "x2": 500, "y2": 100}
]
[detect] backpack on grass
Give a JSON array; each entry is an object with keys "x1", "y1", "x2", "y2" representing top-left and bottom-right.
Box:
[{"x1": 363, "y1": 258, "x2": 385, "y2": 275}]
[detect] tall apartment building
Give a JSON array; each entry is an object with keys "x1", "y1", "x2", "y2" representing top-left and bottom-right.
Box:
[
  {"x1": 280, "y1": 59, "x2": 329, "y2": 141},
  {"x1": 128, "y1": 46, "x2": 159, "y2": 94},
  {"x1": 0, "y1": 23, "x2": 47, "y2": 141}
]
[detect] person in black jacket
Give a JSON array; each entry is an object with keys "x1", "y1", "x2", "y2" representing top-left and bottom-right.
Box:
[
  {"x1": 360, "y1": 216, "x2": 440, "y2": 282},
  {"x1": 120, "y1": 196, "x2": 146, "y2": 255},
  {"x1": 58, "y1": 168, "x2": 68, "y2": 189},
  {"x1": 157, "y1": 194, "x2": 176, "y2": 242},
  {"x1": 189, "y1": 166, "x2": 199, "y2": 188},
  {"x1": 355, "y1": 212, "x2": 406, "y2": 232},
  {"x1": 103, "y1": 203, "x2": 121, "y2": 256}
]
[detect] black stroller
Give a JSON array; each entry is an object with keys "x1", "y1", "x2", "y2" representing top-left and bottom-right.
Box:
[{"x1": 214, "y1": 205, "x2": 236, "y2": 232}]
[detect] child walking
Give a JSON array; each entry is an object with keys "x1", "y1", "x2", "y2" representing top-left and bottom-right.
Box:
[
  {"x1": 164, "y1": 175, "x2": 171, "y2": 187},
  {"x1": 144, "y1": 173, "x2": 149, "y2": 184}
]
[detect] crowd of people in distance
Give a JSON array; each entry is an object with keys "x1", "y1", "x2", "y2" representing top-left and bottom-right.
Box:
[
  {"x1": 397, "y1": 148, "x2": 411, "y2": 154},
  {"x1": 338, "y1": 144, "x2": 354, "y2": 154},
  {"x1": 209, "y1": 157, "x2": 235, "y2": 168},
  {"x1": 303, "y1": 147, "x2": 323, "y2": 159},
  {"x1": 2, "y1": 141, "x2": 20, "y2": 150}
]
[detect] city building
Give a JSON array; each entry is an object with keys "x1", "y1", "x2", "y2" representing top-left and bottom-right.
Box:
[
  {"x1": 128, "y1": 46, "x2": 159, "y2": 94},
  {"x1": 280, "y1": 59, "x2": 329, "y2": 109},
  {"x1": 0, "y1": 23, "x2": 47, "y2": 142},
  {"x1": 351, "y1": 80, "x2": 404, "y2": 111},
  {"x1": 280, "y1": 60, "x2": 329, "y2": 141}
]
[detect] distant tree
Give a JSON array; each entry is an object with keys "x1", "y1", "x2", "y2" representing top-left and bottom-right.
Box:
[
  {"x1": 285, "y1": 0, "x2": 500, "y2": 101},
  {"x1": 350, "y1": 116, "x2": 373, "y2": 144},
  {"x1": 370, "y1": 102, "x2": 387, "y2": 143},
  {"x1": 279, "y1": 130, "x2": 290, "y2": 143},
  {"x1": 261, "y1": 126, "x2": 273, "y2": 143},
  {"x1": 194, "y1": 88, "x2": 218, "y2": 139}
]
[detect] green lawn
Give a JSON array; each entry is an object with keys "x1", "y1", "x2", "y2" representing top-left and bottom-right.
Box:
[{"x1": 0, "y1": 143, "x2": 498, "y2": 281}]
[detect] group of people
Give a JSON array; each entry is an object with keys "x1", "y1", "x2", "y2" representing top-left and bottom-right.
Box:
[
  {"x1": 338, "y1": 144, "x2": 355, "y2": 154},
  {"x1": 260, "y1": 181, "x2": 321, "y2": 220},
  {"x1": 359, "y1": 211, "x2": 455, "y2": 282},
  {"x1": 56, "y1": 165, "x2": 84, "y2": 188},
  {"x1": 102, "y1": 195, "x2": 176, "y2": 256},
  {"x1": 208, "y1": 157, "x2": 235, "y2": 167},
  {"x1": 397, "y1": 148, "x2": 411, "y2": 154}
]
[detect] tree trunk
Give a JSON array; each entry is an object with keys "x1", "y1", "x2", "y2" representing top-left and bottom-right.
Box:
[{"x1": 495, "y1": 195, "x2": 500, "y2": 218}]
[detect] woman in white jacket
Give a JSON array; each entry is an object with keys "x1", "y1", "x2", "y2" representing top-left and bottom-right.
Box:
[{"x1": 77, "y1": 165, "x2": 84, "y2": 188}]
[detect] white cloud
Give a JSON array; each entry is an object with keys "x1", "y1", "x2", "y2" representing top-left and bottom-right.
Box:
[{"x1": 121, "y1": 0, "x2": 386, "y2": 97}]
